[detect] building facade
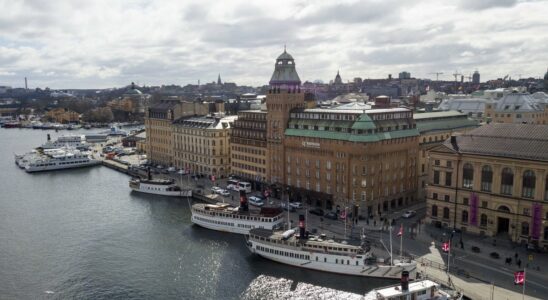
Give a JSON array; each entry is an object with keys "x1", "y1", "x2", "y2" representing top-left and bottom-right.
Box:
[
  {"x1": 425, "y1": 124, "x2": 548, "y2": 248},
  {"x1": 172, "y1": 115, "x2": 236, "y2": 177},
  {"x1": 485, "y1": 93, "x2": 548, "y2": 124},
  {"x1": 145, "y1": 101, "x2": 178, "y2": 166},
  {"x1": 230, "y1": 110, "x2": 268, "y2": 188},
  {"x1": 415, "y1": 111, "x2": 479, "y2": 200},
  {"x1": 283, "y1": 108, "x2": 419, "y2": 216}
]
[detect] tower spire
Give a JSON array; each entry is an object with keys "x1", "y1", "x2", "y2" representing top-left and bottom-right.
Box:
[{"x1": 217, "y1": 73, "x2": 222, "y2": 85}]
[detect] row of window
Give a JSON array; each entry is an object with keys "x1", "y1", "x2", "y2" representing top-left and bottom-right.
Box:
[
  {"x1": 431, "y1": 205, "x2": 548, "y2": 240},
  {"x1": 193, "y1": 209, "x2": 280, "y2": 222},
  {"x1": 232, "y1": 163, "x2": 265, "y2": 173},
  {"x1": 256, "y1": 245, "x2": 311, "y2": 261}
]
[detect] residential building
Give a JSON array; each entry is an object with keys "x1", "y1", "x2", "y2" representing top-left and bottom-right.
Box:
[
  {"x1": 472, "y1": 71, "x2": 480, "y2": 85},
  {"x1": 44, "y1": 108, "x2": 80, "y2": 123},
  {"x1": 172, "y1": 115, "x2": 236, "y2": 177},
  {"x1": 425, "y1": 124, "x2": 548, "y2": 248},
  {"x1": 230, "y1": 110, "x2": 268, "y2": 189},
  {"x1": 484, "y1": 93, "x2": 548, "y2": 124}
]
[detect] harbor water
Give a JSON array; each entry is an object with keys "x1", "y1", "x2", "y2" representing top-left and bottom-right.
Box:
[{"x1": 0, "y1": 128, "x2": 393, "y2": 299}]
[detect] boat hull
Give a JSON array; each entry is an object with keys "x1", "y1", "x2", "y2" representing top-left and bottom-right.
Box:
[
  {"x1": 25, "y1": 161, "x2": 100, "y2": 173},
  {"x1": 247, "y1": 240, "x2": 416, "y2": 279},
  {"x1": 130, "y1": 186, "x2": 192, "y2": 197}
]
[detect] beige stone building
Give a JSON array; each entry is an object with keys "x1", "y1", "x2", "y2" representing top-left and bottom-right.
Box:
[
  {"x1": 283, "y1": 108, "x2": 419, "y2": 216},
  {"x1": 425, "y1": 124, "x2": 548, "y2": 248},
  {"x1": 230, "y1": 110, "x2": 268, "y2": 188},
  {"x1": 172, "y1": 115, "x2": 236, "y2": 177},
  {"x1": 485, "y1": 93, "x2": 548, "y2": 124},
  {"x1": 145, "y1": 100, "x2": 225, "y2": 166},
  {"x1": 414, "y1": 111, "x2": 479, "y2": 200},
  {"x1": 44, "y1": 108, "x2": 80, "y2": 123}
]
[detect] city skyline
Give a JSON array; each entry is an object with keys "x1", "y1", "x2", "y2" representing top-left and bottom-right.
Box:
[{"x1": 1, "y1": 0, "x2": 548, "y2": 89}]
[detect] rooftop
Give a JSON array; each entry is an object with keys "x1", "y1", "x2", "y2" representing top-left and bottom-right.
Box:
[
  {"x1": 440, "y1": 123, "x2": 548, "y2": 162},
  {"x1": 492, "y1": 93, "x2": 544, "y2": 112}
]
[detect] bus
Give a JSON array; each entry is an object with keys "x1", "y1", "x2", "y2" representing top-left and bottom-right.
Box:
[{"x1": 237, "y1": 181, "x2": 252, "y2": 193}]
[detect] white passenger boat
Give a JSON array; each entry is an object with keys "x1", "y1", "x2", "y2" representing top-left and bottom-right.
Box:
[
  {"x1": 246, "y1": 215, "x2": 417, "y2": 279},
  {"x1": 24, "y1": 147, "x2": 100, "y2": 172},
  {"x1": 40, "y1": 134, "x2": 88, "y2": 150},
  {"x1": 364, "y1": 276, "x2": 462, "y2": 300},
  {"x1": 129, "y1": 177, "x2": 192, "y2": 197},
  {"x1": 191, "y1": 191, "x2": 285, "y2": 234}
]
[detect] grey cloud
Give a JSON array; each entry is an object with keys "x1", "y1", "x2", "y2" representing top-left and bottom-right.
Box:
[
  {"x1": 297, "y1": 1, "x2": 402, "y2": 25},
  {"x1": 366, "y1": 24, "x2": 455, "y2": 45},
  {"x1": 458, "y1": 0, "x2": 517, "y2": 10}
]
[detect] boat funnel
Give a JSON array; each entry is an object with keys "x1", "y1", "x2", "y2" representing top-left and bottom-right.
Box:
[
  {"x1": 239, "y1": 190, "x2": 248, "y2": 212},
  {"x1": 401, "y1": 270, "x2": 409, "y2": 291},
  {"x1": 47, "y1": 134, "x2": 51, "y2": 141},
  {"x1": 299, "y1": 214, "x2": 306, "y2": 239}
]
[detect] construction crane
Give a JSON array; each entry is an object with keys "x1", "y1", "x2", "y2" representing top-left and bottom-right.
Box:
[{"x1": 429, "y1": 72, "x2": 444, "y2": 81}]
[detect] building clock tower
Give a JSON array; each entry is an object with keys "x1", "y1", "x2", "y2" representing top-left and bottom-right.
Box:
[{"x1": 266, "y1": 48, "x2": 305, "y2": 186}]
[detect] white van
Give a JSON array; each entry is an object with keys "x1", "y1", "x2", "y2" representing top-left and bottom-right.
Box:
[{"x1": 237, "y1": 182, "x2": 252, "y2": 193}]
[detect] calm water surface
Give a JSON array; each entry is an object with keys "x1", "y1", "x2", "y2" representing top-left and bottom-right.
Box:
[{"x1": 0, "y1": 128, "x2": 392, "y2": 299}]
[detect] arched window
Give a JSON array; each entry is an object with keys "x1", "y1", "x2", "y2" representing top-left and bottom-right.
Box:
[
  {"x1": 522, "y1": 170, "x2": 536, "y2": 198},
  {"x1": 462, "y1": 163, "x2": 474, "y2": 189},
  {"x1": 443, "y1": 207, "x2": 450, "y2": 219},
  {"x1": 480, "y1": 214, "x2": 487, "y2": 227},
  {"x1": 481, "y1": 165, "x2": 493, "y2": 192},
  {"x1": 461, "y1": 210, "x2": 469, "y2": 223},
  {"x1": 521, "y1": 222, "x2": 530, "y2": 236},
  {"x1": 545, "y1": 175, "x2": 548, "y2": 201},
  {"x1": 431, "y1": 205, "x2": 438, "y2": 217},
  {"x1": 500, "y1": 168, "x2": 514, "y2": 195}
]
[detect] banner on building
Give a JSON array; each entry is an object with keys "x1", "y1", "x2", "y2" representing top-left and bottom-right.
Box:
[
  {"x1": 531, "y1": 203, "x2": 542, "y2": 240},
  {"x1": 470, "y1": 193, "x2": 478, "y2": 226}
]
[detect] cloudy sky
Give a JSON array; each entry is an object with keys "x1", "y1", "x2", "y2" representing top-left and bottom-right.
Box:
[{"x1": 1, "y1": 0, "x2": 547, "y2": 89}]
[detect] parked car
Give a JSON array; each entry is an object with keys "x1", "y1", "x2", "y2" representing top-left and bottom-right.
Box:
[
  {"x1": 280, "y1": 202, "x2": 296, "y2": 212},
  {"x1": 402, "y1": 210, "x2": 417, "y2": 218},
  {"x1": 167, "y1": 166, "x2": 176, "y2": 172},
  {"x1": 471, "y1": 246, "x2": 481, "y2": 253},
  {"x1": 218, "y1": 189, "x2": 230, "y2": 196},
  {"x1": 309, "y1": 208, "x2": 324, "y2": 216},
  {"x1": 211, "y1": 186, "x2": 222, "y2": 194},
  {"x1": 324, "y1": 212, "x2": 338, "y2": 220},
  {"x1": 248, "y1": 196, "x2": 264, "y2": 207},
  {"x1": 490, "y1": 252, "x2": 500, "y2": 259},
  {"x1": 177, "y1": 169, "x2": 189, "y2": 175},
  {"x1": 289, "y1": 202, "x2": 303, "y2": 209}
]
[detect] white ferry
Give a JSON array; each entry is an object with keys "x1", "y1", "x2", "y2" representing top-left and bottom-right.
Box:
[
  {"x1": 246, "y1": 215, "x2": 417, "y2": 279},
  {"x1": 191, "y1": 193, "x2": 284, "y2": 234},
  {"x1": 40, "y1": 134, "x2": 88, "y2": 150},
  {"x1": 24, "y1": 148, "x2": 100, "y2": 172},
  {"x1": 129, "y1": 177, "x2": 192, "y2": 197},
  {"x1": 364, "y1": 276, "x2": 462, "y2": 300}
]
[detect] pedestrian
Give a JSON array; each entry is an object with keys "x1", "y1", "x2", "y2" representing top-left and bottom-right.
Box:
[
  {"x1": 514, "y1": 252, "x2": 518, "y2": 260},
  {"x1": 517, "y1": 259, "x2": 521, "y2": 268},
  {"x1": 460, "y1": 240, "x2": 464, "y2": 249},
  {"x1": 373, "y1": 220, "x2": 376, "y2": 227}
]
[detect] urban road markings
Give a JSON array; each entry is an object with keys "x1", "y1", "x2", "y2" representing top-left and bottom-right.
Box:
[{"x1": 455, "y1": 257, "x2": 545, "y2": 289}]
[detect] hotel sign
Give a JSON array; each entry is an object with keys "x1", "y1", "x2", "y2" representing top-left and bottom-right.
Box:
[{"x1": 302, "y1": 141, "x2": 320, "y2": 148}]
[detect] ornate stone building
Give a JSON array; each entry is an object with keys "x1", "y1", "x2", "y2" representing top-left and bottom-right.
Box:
[
  {"x1": 230, "y1": 110, "x2": 268, "y2": 189},
  {"x1": 425, "y1": 124, "x2": 548, "y2": 248},
  {"x1": 172, "y1": 115, "x2": 236, "y2": 177}
]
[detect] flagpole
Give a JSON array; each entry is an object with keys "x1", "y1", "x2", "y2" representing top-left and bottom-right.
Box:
[
  {"x1": 344, "y1": 207, "x2": 347, "y2": 239},
  {"x1": 389, "y1": 225, "x2": 393, "y2": 266},
  {"x1": 400, "y1": 227, "x2": 403, "y2": 259},
  {"x1": 522, "y1": 267, "x2": 526, "y2": 300},
  {"x1": 447, "y1": 240, "x2": 451, "y2": 274}
]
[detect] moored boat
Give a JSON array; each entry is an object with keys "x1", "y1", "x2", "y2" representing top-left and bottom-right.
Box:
[
  {"x1": 129, "y1": 171, "x2": 192, "y2": 197},
  {"x1": 246, "y1": 215, "x2": 417, "y2": 279},
  {"x1": 24, "y1": 147, "x2": 100, "y2": 172},
  {"x1": 364, "y1": 273, "x2": 462, "y2": 300},
  {"x1": 191, "y1": 191, "x2": 285, "y2": 234}
]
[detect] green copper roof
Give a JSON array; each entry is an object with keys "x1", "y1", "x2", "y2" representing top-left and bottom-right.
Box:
[
  {"x1": 285, "y1": 128, "x2": 419, "y2": 142},
  {"x1": 351, "y1": 114, "x2": 376, "y2": 130},
  {"x1": 415, "y1": 117, "x2": 478, "y2": 134}
]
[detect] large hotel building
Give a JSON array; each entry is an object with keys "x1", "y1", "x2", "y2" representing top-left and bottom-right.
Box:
[{"x1": 425, "y1": 124, "x2": 548, "y2": 247}]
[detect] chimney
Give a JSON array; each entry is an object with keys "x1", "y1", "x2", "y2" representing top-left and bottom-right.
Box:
[
  {"x1": 401, "y1": 271, "x2": 409, "y2": 291},
  {"x1": 299, "y1": 214, "x2": 306, "y2": 239}
]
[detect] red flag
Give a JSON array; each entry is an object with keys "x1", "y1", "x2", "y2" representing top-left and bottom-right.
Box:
[
  {"x1": 442, "y1": 241, "x2": 450, "y2": 252},
  {"x1": 340, "y1": 210, "x2": 347, "y2": 220},
  {"x1": 211, "y1": 175, "x2": 216, "y2": 182},
  {"x1": 514, "y1": 271, "x2": 525, "y2": 285},
  {"x1": 397, "y1": 224, "x2": 403, "y2": 237}
]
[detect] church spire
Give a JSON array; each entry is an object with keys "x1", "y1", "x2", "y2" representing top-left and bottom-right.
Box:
[{"x1": 217, "y1": 73, "x2": 222, "y2": 85}]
